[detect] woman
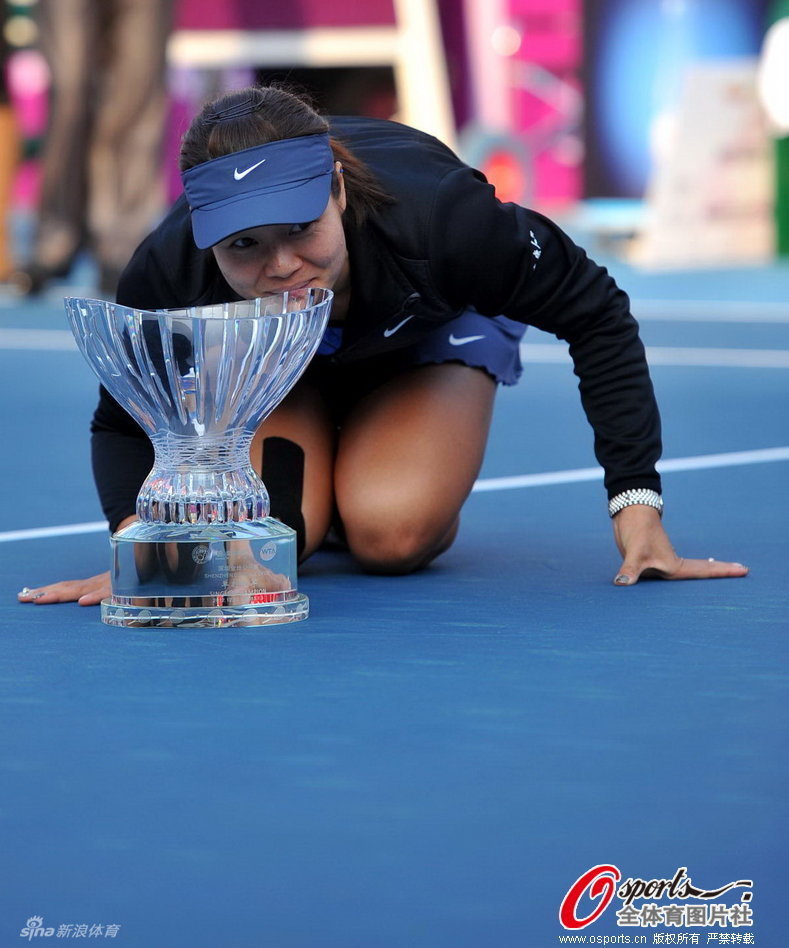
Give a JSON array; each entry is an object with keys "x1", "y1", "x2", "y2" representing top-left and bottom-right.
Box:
[{"x1": 19, "y1": 85, "x2": 747, "y2": 606}]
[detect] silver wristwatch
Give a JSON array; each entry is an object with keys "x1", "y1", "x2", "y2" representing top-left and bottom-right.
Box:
[{"x1": 608, "y1": 488, "x2": 663, "y2": 519}]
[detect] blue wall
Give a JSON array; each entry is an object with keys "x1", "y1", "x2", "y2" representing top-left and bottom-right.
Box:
[{"x1": 584, "y1": 0, "x2": 770, "y2": 197}]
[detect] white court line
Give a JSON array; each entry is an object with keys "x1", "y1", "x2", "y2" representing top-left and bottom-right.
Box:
[
  {"x1": 472, "y1": 446, "x2": 789, "y2": 492},
  {"x1": 0, "y1": 328, "x2": 77, "y2": 350},
  {"x1": 0, "y1": 520, "x2": 108, "y2": 543},
  {"x1": 2, "y1": 447, "x2": 787, "y2": 543},
  {"x1": 643, "y1": 347, "x2": 789, "y2": 368},
  {"x1": 521, "y1": 344, "x2": 789, "y2": 368},
  {"x1": 13, "y1": 331, "x2": 787, "y2": 369},
  {"x1": 3, "y1": 329, "x2": 789, "y2": 368},
  {"x1": 632, "y1": 299, "x2": 789, "y2": 322}
]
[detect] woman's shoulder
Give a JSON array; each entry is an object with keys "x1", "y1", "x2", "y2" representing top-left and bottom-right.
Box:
[
  {"x1": 330, "y1": 116, "x2": 489, "y2": 256},
  {"x1": 330, "y1": 115, "x2": 458, "y2": 156},
  {"x1": 330, "y1": 115, "x2": 470, "y2": 196}
]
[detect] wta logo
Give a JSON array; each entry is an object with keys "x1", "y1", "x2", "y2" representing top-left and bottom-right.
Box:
[{"x1": 560, "y1": 865, "x2": 621, "y2": 930}]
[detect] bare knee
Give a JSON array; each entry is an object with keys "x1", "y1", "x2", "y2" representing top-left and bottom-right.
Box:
[{"x1": 344, "y1": 516, "x2": 459, "y2": 575}]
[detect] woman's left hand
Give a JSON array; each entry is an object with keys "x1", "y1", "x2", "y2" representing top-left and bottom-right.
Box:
[{"x1": 611, "y1": 505, "x2": 749, "y2": 586}]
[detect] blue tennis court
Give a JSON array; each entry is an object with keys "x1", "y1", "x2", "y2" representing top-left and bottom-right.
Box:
[{"x1": 1, "y1": 255, "x2": 787, "y2": 946}]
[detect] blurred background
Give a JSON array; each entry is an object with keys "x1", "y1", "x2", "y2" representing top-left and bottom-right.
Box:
[{"x1": 0, "y1": 0, "x2": 786, "y2": 290}]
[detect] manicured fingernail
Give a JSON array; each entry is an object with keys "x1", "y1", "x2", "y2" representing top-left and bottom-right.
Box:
[
  {"x1": 18, "y1": 588, "x2": 44, "y2": 600},
  {"x1": 614, "y1": 574, "x2": 631, "y2": 585}
]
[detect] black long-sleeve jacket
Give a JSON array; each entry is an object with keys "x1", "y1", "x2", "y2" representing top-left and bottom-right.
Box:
[{"x1": 91, "y1": 115, "x2": 662, "y2": 530}]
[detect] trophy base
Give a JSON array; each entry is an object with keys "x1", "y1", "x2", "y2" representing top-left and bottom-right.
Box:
[
  {"x1": 105, "y1": 518, "x2": 308, "y2": 628},
  {"x1": 100, "y1": 594, "x2": 309, "y2": 628}
]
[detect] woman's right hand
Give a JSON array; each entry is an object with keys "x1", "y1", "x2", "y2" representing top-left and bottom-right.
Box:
[{"x1": 17, "y1": 572, "x2": 112, "y2": 606}]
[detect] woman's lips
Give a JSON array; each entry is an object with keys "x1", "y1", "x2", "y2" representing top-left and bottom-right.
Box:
[
  {"x1": 255, "y1": 281, "x2": 312, "y2": 297},
  {"x1": 262, "y1": 280, "x2": 313, "y2": 295}
]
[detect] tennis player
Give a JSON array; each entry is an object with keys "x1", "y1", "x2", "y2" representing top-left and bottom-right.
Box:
[{"x1": 19, "y1": 85, "x2": 747, "y2": 606}]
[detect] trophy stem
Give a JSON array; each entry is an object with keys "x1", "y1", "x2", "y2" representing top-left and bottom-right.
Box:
[{"x1": 138, "y1": 428, "x2": 269, "y2": 524}]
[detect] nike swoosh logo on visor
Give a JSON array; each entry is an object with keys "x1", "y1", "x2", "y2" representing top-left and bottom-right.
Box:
[
  {"x1": 449, "y1": 334, "x2": 485, "y2": 346},
  {"x1": 383, "y1": 314, "x2": 416, "y2": 337},
  {"x1": 233, "y1": 159, "x2": 267, "y2": 181}
]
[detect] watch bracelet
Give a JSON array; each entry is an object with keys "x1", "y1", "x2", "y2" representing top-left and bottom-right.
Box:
[{"x1": 608, "y1": 488, "x2": 663, "y2": 519}]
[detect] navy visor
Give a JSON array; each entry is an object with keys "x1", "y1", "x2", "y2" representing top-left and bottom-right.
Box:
[{"x1": 181, "y1": 133, "x2": 334, "y2": 249}]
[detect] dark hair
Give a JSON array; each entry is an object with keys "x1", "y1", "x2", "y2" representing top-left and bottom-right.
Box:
[{"x1": 179, "y1": 84, "x2": 392, "y2": 228}]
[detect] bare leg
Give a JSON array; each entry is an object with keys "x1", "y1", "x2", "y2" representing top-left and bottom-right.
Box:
[
  {"x1": 334, "y1": 364, "x2": 496, "y2": 574},
  {"x1": 20, "y1": 367, "x2": 497, "y2": 602},
  {"x1": 249, "y1": 380, "x2": 337, "y2": 560}
]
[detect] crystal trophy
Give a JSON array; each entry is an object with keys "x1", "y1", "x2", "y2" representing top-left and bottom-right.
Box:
[{"x1": 64, "y1": 290, "x2": 332, "y2": 627}]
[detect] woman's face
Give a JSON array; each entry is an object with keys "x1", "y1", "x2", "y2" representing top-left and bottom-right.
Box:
[{"x1": 212, "y1": 164, "x2": 350, "y2": 307}]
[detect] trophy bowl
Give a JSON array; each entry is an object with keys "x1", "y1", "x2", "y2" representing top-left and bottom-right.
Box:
[{"x1": 64, "y1": 289, "x2": 333, "y2": 628}]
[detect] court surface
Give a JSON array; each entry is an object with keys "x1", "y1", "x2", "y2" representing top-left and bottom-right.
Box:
[{"x1": 1, "y1": 255, "x2": 787, "y2": 947}]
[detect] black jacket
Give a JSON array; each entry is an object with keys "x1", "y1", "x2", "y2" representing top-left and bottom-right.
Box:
[{"x1": 92, "y1": 115, "x2": 662, "y2": 530}]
